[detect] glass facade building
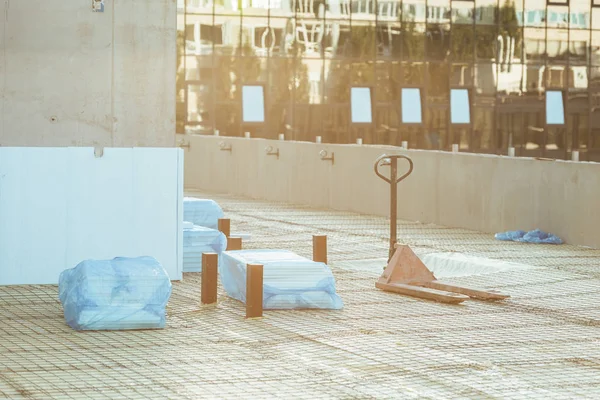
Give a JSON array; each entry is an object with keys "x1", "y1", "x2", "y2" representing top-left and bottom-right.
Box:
[{"x1": 177, "y1": 0, "x2": 600, "y2": 160}]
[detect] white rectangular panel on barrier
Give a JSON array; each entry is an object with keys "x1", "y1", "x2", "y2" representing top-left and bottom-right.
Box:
[
  {"x1": 546, "y1": 90, "x2": 565, "y2": 125},
  {"x1": 450, "y1": 89, "x2": 471, "y2": 124},
  {"x1": 351, "y1": 87, "x2": 373, "y2": 124},
  {"x1": 242, "y1": 85, "x2": 265, "y2": 123},
  {"x1": 401, "y1": 88, "x2": 423, "y2": 124},
  {"x1": 0, "y1": 147, "x2": 183, "y2": 285}
]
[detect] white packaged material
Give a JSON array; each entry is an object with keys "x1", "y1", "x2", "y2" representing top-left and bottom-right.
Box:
[
  {"x1": 183, "y1": 197, "x2": 224, "y2": 230},
  {"x1": 183, "y1": 225, "x2": 227, "y2": 272},
  {"x1": 220, "y1": 250, "x2": 343, "y2": 310},
  {"x1": 58, "y1": 256, "x2": 172, "y2": 331},
  {"x1": 420, "y1": 252, "x2": 540, "y2": 279}
]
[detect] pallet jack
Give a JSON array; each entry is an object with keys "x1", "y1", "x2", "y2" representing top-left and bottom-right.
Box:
[{"x1": 373, "y1": 154, "x2": 509, "y2": 304}]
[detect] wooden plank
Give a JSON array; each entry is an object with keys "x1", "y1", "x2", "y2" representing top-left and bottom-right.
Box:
[
  {"x1": 312, "y1": 235, "x2": 327, "y2": 264},
  {"x1": 218, "y1": 218, "x2": 231, "y2": 238},
  {"x1": 227, "y1": 237, "x2": 242, "y2": 251},
  {"x1": 423, "y1": 281, "x2": 510, "y2": 301},
  {"x1": 201, "y1": 253, "x2": 218, "y2": 304},
  {"x1": 246, "y1": 264, "x2": 263, "y2": 318},
  {"x1": 376, "y1": 282, "x2": 469, "y2": 304}
]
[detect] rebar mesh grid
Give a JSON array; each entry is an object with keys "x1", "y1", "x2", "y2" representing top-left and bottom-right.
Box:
[{"x1": 1, "y1": 191, "x2": 600, "y2": 399}]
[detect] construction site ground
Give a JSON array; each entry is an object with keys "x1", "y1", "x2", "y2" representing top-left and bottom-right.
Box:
[{"x1": 1, "y1": 191, "x2": 600, "y2": 399}]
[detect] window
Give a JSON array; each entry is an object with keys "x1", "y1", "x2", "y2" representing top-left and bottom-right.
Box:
[
  {"x1": 242, "y1": 85, "x2": 265, "y2": 123},
  {"x1": 350, "y1": 87, "x2": 373, "y2": 124},
  {"x1": 401, "y1": 88, "x2": 423, "y2": 124},
  {"x1": 450, "y1": 89, "x2": 471, "y2": 124},
  {"x1": 546, "y1": 90, "x2": 565, "y2": 125}
]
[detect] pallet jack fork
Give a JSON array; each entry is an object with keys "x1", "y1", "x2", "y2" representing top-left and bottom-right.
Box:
[{"x1": 373, "y1": 154, "x2": 509, "y2": 304}]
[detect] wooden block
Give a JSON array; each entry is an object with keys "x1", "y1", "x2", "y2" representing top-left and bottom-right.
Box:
[
  {"x1": 227, "y1": 236, "x2": 242, "y2": 251},
  {"x1": 201, "y1": 253, "x2": 218, "y2": 304},
  {"x1": 246, "y1": 264, "x2": 263, "y2": 318},
  {"x1": 375, "y1": 282, "x2": 468, "y2": 304},
  {"x1": 218, "y1": 218, "x2": 231, "y2": 238},
  {"x1": 312, "y1": 235, "x2": 327, "y2": 264},
  {"x1": 423, "y1": 281, "x2": 510, "y2": 301}
]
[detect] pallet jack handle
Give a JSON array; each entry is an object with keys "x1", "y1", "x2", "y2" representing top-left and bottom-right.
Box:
[{"x1": 374, "y1": 154, "x2": 414, "y2": 262}]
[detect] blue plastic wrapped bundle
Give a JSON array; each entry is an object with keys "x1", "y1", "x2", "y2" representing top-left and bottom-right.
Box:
[
  {"x1": 58, "y1": 256, "x2": 172, "y2": 331},
  {"x1": 495, "y1": 229, "x2": 563, "y2": 244},
  {"x1": 183, "y1": 197, "x2": 224, "y2": 230},
  {"x1": 183, "y1": 224, "x2": 228, "y2": 272},
  {"x1": 220, "y1": 249, "x2": 344, "y2": 310}
]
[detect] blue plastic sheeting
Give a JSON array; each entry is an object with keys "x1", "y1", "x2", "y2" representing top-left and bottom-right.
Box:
[
  {"x1": 495, "y1": 229, "x2": 563, "y2": 245},
  {"x1": 183, "y1": 224, "x2": 228, "y2": 272},
  {"x1": 220, "y1": 250, "x2": 343, "y2": 310},
  {"x1": 183, "y1": 197, "x2": 224, "y2": 230},
  {"x1": 58, "y1": 257, "x2": 172, "y2": 331}
]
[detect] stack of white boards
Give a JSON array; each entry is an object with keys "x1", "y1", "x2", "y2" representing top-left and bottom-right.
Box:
[
  {"x1": 220, "y1": 250, "x2": 344, "y2": 310},
  {"x1": 183, "y1": 223, "x2": 227, "y2": 272},
  {"x1": 58, "y1": 257, "x2": 172, "y2": 331},
  {"x1": 183, "y1": 198, "x2": 224, "y2": 230}
]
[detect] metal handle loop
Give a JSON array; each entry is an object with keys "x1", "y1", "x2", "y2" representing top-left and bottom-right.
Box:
[{"x1": 374, "y1": 154, "x2": 414, "y2": 184}]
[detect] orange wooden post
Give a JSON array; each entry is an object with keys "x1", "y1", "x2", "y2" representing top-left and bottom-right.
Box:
[
  {"x1": 218, "y1": 218, "x2": 231, "y2": 238},
  {"x1": 227, "y1": 236, "x2": 242, "y2": 251},
  {"x1": 201, "y1": 253, "x2": 218, "y2": 304},
  {"x1": 246, "y1": 264, "x2": 263, "y2": 318},
  {"x1": 313, "y1": 235, "x2": 327, "y2": 264}
]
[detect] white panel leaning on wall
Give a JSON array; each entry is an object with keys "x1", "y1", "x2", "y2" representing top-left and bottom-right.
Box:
[{"x1": 0, "y1": 147, "x2": 184, "y2": 285}]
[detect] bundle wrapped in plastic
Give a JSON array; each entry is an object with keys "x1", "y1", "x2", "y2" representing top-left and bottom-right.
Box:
[
  {"x1": 220, "y1": 250, "x2": 343, "y2": 310},
  {"x1": 58, "y1": 256, "x2": 172, "y2": 331},
  {"x1": 495, "y1": 229, "x2": 563, "y2": 245},
  {"x1": 183, "y1": 197, "x2": 224, "y2": 230},
  {"x1": 183, "y1": 224, "x2": 228, "y2": 272}
]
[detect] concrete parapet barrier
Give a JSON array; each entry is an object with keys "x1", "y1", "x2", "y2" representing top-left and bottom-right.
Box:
[{"x1": 181, "y1": 135, "x2": 600, "y2": 249}]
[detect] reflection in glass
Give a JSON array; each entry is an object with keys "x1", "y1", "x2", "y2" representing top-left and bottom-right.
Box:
[
  {"x1": 351, "y1": 87, "x2": 373, "y2": 124},
  {"x1": 450, "y1": 89, "x2": 471, "y2": 124},
  {"x1": 593, "y1": 9, "x2": 600, "y2": 30},
  {"x1": 451, "y1": 0, "x2": 474, "y2": 25},
  {"x1": 177, "y1": 0, "x2": 599, "y2": 159},
  {"x1": 242, "y1": 85, "x2": 266, "y2": 123},
  {"x1": 187, "y1": 84, "x2": 212, "y2": 124},
  {"x1": 402, "y1": 23, "x2": 426, "y2": 59},
  {"x1": 427, "y1": 63, "x2": 450, "y2": 103},
  {"x1": 401, "y1": 88, "x2": 423, "y2": 124},
  {"x1": 546, "y1": 91, "x2": 565, "y2": 125}
]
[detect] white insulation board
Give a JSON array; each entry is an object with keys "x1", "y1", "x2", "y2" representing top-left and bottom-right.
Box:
[
  {"x1": 333, "y1": 252, "x2": 540, "y2": 278},
  {"x1": 0, "y1": 147, "x2": 184, "y2": 285}
]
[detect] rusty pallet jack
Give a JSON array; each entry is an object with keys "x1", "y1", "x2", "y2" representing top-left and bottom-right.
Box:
[{"x1": 373, "y1": 154, "x2": 509, "y2": 304}]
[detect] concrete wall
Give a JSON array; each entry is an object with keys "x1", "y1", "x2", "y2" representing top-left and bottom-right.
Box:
[
  {"x1": 0, "y1": 0, "x2": 175, "y2": 147},
  {"x1": 182, "y1": 135, "x2": 600, "y2": 249}
]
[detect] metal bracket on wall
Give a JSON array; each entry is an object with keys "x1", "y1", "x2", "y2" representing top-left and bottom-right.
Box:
[
  {"x1": 265, "y1": 145, "x2": 279, "y2": 160},
  {"x1": 219, "y1": 141, "x2": 232, "y2": 153},
  {"x1": 92, "y1": 0, "x2": 105, "y2": 12},
  {"x1": 177, "y1": 139, "x2": 191, "y2": 151},
  {"x1": 319, "y1": 150, "x2": 334, "y2": 165}
]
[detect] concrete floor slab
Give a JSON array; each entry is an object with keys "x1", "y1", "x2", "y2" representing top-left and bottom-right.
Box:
[{"x1": 1, "y1": 192, "x2": 600, "y2": 399}]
